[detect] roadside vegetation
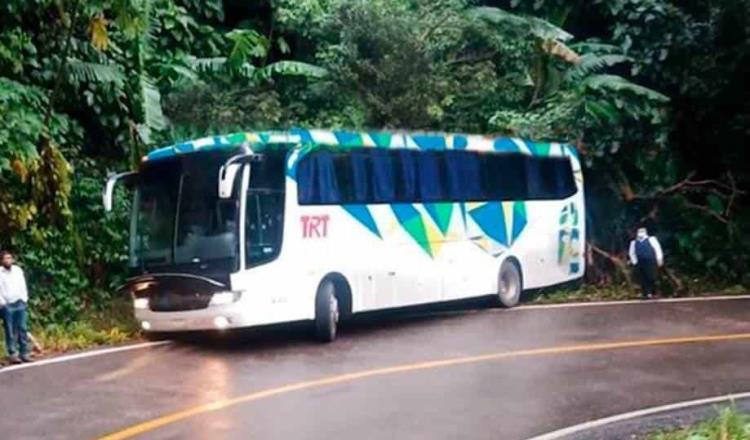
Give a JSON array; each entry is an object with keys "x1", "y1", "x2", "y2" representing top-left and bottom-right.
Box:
[
  {"x1": 0, "y1": 298, "x2": 137, "y2": 358},
  {"x1": 1, "y1": 0, "x2": 748, "y2": 352},
  {"x1": 648, "y1": 406, "x2": 750, "y2": 440},
  {"x1": 533, "y1": 282, "x2": 748, "y2": 304}
]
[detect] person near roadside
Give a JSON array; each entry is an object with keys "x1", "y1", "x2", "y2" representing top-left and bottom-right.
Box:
[
  {"x1": 628, "y1": 227, "x2": 664, "y2": 299},
  {"x1": 0, "y1": 250, "x2": 32, "y2": 364}
]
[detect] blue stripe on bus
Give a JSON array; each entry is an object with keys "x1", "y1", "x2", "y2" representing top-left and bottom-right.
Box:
[
  {"x1": 493, "y1": 138, "x2": 518, "y2": 153},
  {"x1": 412, "y1": 135, "x2": 445, "y2": 150}
]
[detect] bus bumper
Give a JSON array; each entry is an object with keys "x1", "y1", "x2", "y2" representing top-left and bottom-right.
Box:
[
  {"x1": 134, "y1": 307, "x2": 257, "y2": 332},
  {"x1": 133, "y1": 293, "x2": 312, "y2": 332}
]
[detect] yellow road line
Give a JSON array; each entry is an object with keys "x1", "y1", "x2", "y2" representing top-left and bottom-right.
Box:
[{"x1": 96, "y1": 332, "x2": 750, "y2": 440}]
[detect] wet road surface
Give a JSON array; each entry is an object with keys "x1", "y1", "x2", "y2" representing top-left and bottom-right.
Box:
[{"x1": 1, "y1": 297, "x2": 749, "y2": 440}]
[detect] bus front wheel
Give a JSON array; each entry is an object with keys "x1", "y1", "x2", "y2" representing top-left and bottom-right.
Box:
[
  {"x1": 496, "y1": 260, "x2": 522, "y2": 308},
  {"x1": 314, "y1": 279, "x2": 340, "y2": 342}
]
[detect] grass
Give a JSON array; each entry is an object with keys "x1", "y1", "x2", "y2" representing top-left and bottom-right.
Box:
[
  {"x1": 1, "y1": 298, "x2": 140, "y2": 359},
  {"x1": 648, "y1": 406, "x2": 750, "y2": 440},
  {"x1": 530, "y1": 282, "x2": 748, "y2": 305},
  {"x1": 530, "y1": 283, "x2": 635, "y2": 304}
]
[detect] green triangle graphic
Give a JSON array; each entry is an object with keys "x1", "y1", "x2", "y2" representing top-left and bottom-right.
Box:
[
  {"x1": 531, "y1": 142, "x2": 551, "y2": 156},
  {"x1": 425, "y1": 203, "x2": 453, "y2": 235},
  {"x1": 403, "y1": 216, "x2": 432, "y2": 257},
  {"x1": 513, "y1": 201, "x2": 526, "y2": 220},
  {"x1": 369, "y1": 132, "x2": 392, "y2": 148}
]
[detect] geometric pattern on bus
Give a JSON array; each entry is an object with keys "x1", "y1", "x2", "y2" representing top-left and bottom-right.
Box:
[
  {"x1": 342, "y1": 204, "x2": 381, "y2": 238},
  {"x1": 558, "y1": 202, "x2": 582, "y2": 274},
  {"x1": 465, "y1": 201, "x2": 527, "y2": 257},
  {"x1": 146, "y1": 128, "x2": 579, "y2": 259},
  {"x1": 146, "y1": 128, "x2": 578, "y2": 162}
]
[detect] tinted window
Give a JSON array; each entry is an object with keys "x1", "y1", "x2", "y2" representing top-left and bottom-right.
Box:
[
  {"x1": 371, "y1": 149, "x2": 396, "y2": 203},
  {"x1": 246, "y1": 151, "x2": 286, "y2": 268},
  {"x1": 480, "y1": 153, "x2": 528, "y2": 200},
  {"x1": 525, "y1": 156, "x2": 576, "y2": 200},
  {"x1": 350, "y1": 150, "x2": 371, "y2": 202},
  {"x1": 297, "y1": 149, "x2": 576, "y2": 205},
  {"x1": 246, "y1": 191, "x2": 284, "y2": 267},
  {"x1": 394, "y1": 149, "x2": 417, "y2": 203},
  {"x1": 417, "y1": 152, "x2": 446, "y2": 202},
  {"x1": 445, "y1": 151, "x2": 482, "y2": 201},
  {"x1": 297, "y1": 151, "x2": 340, "y2": 204}
]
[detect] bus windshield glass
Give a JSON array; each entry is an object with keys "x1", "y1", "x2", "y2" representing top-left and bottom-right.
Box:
[{"x1": 130, "y1": 152, "x2": 241, "y2": 270}]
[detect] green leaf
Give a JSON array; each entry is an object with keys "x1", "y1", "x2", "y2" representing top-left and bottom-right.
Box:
[
  {"x1": 569, "y1": 42, "x2": 623, "y2": 55},
  {"x1": 261, "y1": 61, "x2": 327, "y2": 79},
  {"x1": 226, "y1": 29, "x2": 268, "y2": 68},
  {"x1": 584, "y1": 100, "x2": 620, "y2": 123},
  {"x1": 136, "y1": 77, "x2": 165, "y2": 144},
  {"x1": 567, "y1": 54, "x2": 631, "y2": 81},
  {"x1": 584, "y1": 74, "x2": 669, "y2": 102},
  {"x1": 469, "y1": 7, "x2": 573, "y2": 41},
  {"x1": 66, "y1": 59, "x2": 125, "y2": 86},
  {"x1": 469, "y1": 7, "x2": 534, "y2": 33},
  {"x1": 189, "y1": 56, "x2": 228, "y2": 73}
]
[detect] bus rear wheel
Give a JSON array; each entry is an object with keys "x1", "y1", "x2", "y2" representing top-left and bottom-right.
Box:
[
  {"x1": 496, "y1": 260, "x2": 522, "y2": 308},
  {"x1": 314, "y1": 280, "x2": 340, "y2": 343}
]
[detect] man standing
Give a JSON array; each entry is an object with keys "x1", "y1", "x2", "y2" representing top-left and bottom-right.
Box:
[
  {"x1": 628, "y1": 227, "x2": 664, "y2": 299},
  {"x1": 0, "y1": 250, "x2": 31, "y2": 364}
]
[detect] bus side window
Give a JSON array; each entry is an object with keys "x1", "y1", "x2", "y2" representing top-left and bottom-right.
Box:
[
  {"x1": 350, "y1": 150, "x2": 371, "y2": 203},
  {"x1": 554, "y1": 158, "x2": 577, "y2": 198},
  {"x1": 393, "y1": 150, "x2": 417, "y2": 203},
  {"x1": 444, "y1": 150, "x2": 482, "y2": 202},
  {"x1": 526, "y1": 157, "x2": 576, "y2": 200},
  {"x1": 245, "y1": 192, "x2": 284, "y2": 267},
  {"x1": 480, "y1": 154, "x2": 528, "y2": 201},
  {"x1": 370, "y1": 149, "x2": 395, "y2": 203},
  {"x1": 417, "y1": 152, "x2": 447, "y2": 203},
  {"x1": 298, "y1": 151, "x2": 341, "y2": 205}
]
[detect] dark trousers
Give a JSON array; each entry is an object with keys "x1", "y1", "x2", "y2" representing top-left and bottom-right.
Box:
[
  {"x1": 636, "y1": 261, "x2": 657, "y2": 297},
  {"x1": 2, "y1": 300, "x2": 29, "y2": 357}
]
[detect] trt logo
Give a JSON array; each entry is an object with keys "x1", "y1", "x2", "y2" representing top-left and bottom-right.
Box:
[{"x1": 301, "y1": 215, "x2": 330, "y2": 238}]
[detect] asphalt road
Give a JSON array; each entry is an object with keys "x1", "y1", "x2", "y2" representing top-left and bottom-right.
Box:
[{"x1": 1, "y1": 297, "x2": 749, "y2": 440}]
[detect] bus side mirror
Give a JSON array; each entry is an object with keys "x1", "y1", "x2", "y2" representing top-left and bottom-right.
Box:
[
  {"x1": 103, "y1": 171, "x2": 138, "y2": 212},
  {"x1": 218, "y1": 153, "x2": 264, "y2": 199},
  {"x1": 218, "y1": 163, "x2": 242, "y2": 199}
]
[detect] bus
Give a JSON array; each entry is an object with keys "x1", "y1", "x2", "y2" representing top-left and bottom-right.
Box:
[{"x1": 103, "y1": 128, "x2": 584, "y2": 341}]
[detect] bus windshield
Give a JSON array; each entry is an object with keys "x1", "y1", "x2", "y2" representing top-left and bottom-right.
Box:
[{"x1": 130, "y1": 152, "x2": 241, "y2": 270}]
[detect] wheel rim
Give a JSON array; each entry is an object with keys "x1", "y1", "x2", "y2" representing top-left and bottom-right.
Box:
[
  {"x1": 330, "y1": 294, "x2": 339, "y2": 325},
  {"x1": 500, "y1": 269, "x2": 519, "y2": 302}
]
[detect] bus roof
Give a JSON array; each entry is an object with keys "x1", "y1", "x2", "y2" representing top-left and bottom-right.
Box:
[{"x1": 144, "y1": 128, "x2": 577, "y2": 162}]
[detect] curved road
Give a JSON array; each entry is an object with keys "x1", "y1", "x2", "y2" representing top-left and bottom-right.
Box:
[{"x1": 1, "y1": 297, "x2": 750, "y2": 440}]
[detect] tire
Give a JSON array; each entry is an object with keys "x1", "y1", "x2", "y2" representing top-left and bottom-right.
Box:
[
  {"x1": 496, "y1": 260, "x2": 522, "y2": 308},
  {"x1": 314, "y1": 280, "x2": 340, "y2": 343}
]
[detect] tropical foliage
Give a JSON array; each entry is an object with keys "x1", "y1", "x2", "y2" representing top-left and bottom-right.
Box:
[
  {"x1": 649, "y1": 405, "x2": 750, "y2": 440},
  {"x1": 0, "y1": 0, "x2": 748, "y2": 330}
]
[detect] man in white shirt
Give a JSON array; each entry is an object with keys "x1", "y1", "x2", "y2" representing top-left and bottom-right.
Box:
[
  {"x1": 0, "y1": 250, "x2": 31, "y2": 363},
  {"x1": 628, "y1": 227, "x2": 664, "y2": 299}
]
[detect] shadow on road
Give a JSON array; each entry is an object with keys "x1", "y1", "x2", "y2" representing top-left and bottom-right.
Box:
[{"x1": 160, "y1": 296, "x2": 496, "y2": 354}]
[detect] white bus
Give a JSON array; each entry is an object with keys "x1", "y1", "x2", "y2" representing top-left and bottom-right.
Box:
[{"x1": 104, "y1": 129, "x2": 584, "y2": 341}]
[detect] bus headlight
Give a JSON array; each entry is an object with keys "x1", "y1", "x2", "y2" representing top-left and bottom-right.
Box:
[
  {"x1": 209, "y1": 291, "x2": 242, "y2": 306},
  {"x1": 134, "y1": 298, "x2": 149, "y2": 309},
  {"x1": 213, "y1": 316, "x2": 230, "y2": 330}
]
